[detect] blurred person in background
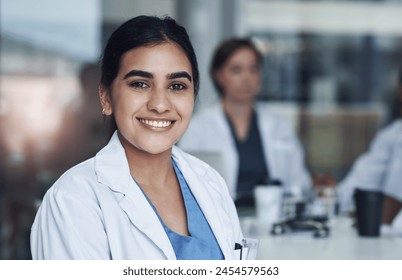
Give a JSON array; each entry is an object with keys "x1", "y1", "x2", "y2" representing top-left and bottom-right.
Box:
[
  {"x1": 337, "y1": 68, "x2": 402, "y2": 234},
  {"x1": 179, "y1": 38, "x2": 312, "y2": 207},
  {"x1": 30, "y1": 15, "x2": 244, "y2": 260}
]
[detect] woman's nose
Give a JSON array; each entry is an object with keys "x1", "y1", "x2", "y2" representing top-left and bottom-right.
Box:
[{"x1": 147, "y1": 89, "x2": 172, "y2": 113}]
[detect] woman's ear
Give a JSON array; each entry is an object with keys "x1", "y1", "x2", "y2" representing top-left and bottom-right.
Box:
[
  {"x1": 214, "y1": 68, "x2": 225, "y2": 94},
  {"x1": 99, "y1": 85, "x2": 112, "y2": 115},
  {"x1": 214, "y1": 69, "x2": 224, "y2": 92}
]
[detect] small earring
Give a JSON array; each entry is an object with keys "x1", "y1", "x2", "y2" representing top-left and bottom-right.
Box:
[{"x1": 102, "y1": 108, "x2": 106, "y2": 115}]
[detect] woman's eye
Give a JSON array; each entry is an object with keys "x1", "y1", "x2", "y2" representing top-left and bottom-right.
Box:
[
  {"x1": 129, "y1": 81, "x2": 148, "y2": 88},
  {"x1": 230, "y1": 66, "x2": 241, "y2": 74},
  {"x1": 169, "y1": 83, "x2": 186, "y2": 91}
]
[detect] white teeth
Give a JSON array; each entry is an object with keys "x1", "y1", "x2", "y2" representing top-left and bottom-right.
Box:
[{"x1": 140, "y1": 119, "x2": 172, "y2": 128}]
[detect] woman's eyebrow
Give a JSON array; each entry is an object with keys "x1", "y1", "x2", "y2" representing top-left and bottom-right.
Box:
[
  {"x1": 167, "y1": 71, "x2": 192, "y2": 82},
  {"x1": 123, "y1": 70, "x2": 192, "y2": 82},
  {"x1": 123, "y1": 70, "x2": 153, "y2": 80}
]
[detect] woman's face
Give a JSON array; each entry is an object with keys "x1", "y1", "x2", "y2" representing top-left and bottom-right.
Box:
[
  {"x1": 216, "y1": 47, "x2": 261, "y2": 103},
  {"x1": 100, "y1": 42, "x2": 195, "y2": 155}
]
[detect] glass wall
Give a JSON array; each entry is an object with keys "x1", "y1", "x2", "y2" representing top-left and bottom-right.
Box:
[
  {"x1": 245, "y1": 0, "x2": 402, "y2": 179},
  {"x1": 0, "y1": 0, "x2": 105, "y2": 259},
  {"x1": 254, "y1": 33, "x2": 402, "y2": 106}
]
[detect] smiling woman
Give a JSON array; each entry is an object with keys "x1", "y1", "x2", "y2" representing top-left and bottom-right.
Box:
[
  {"x1": 100, "y1": 42, "x2": 195, "y2": 157},
  {"x1": 30, "y1": 15, "x2": 245, "y2": 260}
]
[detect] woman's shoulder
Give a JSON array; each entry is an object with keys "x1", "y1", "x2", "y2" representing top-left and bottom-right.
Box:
[
  {"x1": 45, "y1": 158, "x2": 99, "y2": 199},
  {"x1": 255, "y1": 102, "x2": 292, "y2": 121},
  {"x1": 255, "y1": 102, "x2": 297, "y2": 134},
  {"x1": 388, "y1": 119, "x2": 402, "y2": 132},
  {"x1": 191, "y1": 103, "x2": 223, "y2": 120},
  {"x1": 374, "y1": 119, "x2": 402, "y2": 147},
  {"x1": 373, "y1": 119, "x2": 402, "y2": 141}
]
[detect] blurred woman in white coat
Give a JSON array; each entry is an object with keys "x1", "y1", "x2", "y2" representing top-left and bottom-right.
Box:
[
  {"x1": 337, "y1": 71, "x2": 402, "y2": 231},
  {"x1": 30, "y1": 16, "x2": 244, "y2": 260},
  {"x1": 179, "y1": 39, "x2": 312, "y2": 206}
]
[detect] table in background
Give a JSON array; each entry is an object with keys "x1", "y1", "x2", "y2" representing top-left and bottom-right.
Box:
[{"x1": 240, "y1": 216, "x2": 402, "y2": 260}]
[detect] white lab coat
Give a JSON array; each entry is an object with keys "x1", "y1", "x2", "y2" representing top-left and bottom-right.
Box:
[
  {"x1": 178, "y1": 102, "x2": 312, "y2": 199},
  {"x1": 338, "y1": 119, "x2": 402, "y2": 212},
  {"x1": 30, "y1": 131, "x2": 244, "y2": 259}
]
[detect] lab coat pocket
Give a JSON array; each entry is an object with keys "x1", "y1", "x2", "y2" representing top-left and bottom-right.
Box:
[
  {"x1": 233, "y1": 246, "x2": 242, "y2": 260},
  {"x1": 243, "y1": 238, "x2": 259, "y2": 260},
  {"x1": 234, "y1": 238, "x2": 259, "y2": 260}
]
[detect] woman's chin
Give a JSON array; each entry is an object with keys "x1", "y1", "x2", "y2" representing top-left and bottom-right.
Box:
[{"x1": 138, "y1": 143, "x2": 173, "y2": 156}]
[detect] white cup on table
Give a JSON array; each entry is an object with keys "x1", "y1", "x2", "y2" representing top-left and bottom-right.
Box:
[{"x1": 254, "y1": 185, "x2": 284, "y2": 234}]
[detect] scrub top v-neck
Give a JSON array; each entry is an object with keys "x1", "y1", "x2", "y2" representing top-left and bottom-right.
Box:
[{"x1": 135, "y1": 159, "x2": 224, "y2": 260}]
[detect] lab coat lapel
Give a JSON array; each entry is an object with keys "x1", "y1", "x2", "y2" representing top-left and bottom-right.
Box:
[
  {"x1": 119, "y1": 180, "x2": 176, "y2": 260},
  {"x1": 95, "y1": 132, "x2": 176, "y2": 259},
  {"x1": 173, "y1": 147, "x2": 234, "y2": 259}
]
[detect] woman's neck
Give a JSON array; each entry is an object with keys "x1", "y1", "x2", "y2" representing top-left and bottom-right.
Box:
[
  {"x1": 223, "y1": 97, "x2": 255, "y2": 141},
  {"x1": 119, "y1": 134, "x2": 174, "y2": 191},
  {"x1": 223, "y1": 97, "x2": 254, "y2": 118},
  {"x1": 131, "y1": 152, "x2": 175, "y2": 191}
]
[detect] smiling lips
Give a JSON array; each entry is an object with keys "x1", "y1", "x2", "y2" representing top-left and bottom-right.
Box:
[{"x1": 139, "y1": 118, "x2": 173, "y2": 128}]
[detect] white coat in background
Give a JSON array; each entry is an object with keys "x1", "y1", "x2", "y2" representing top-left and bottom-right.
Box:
[
  {"x1": 337, "y1": 119, "x2": 402, "y2": 210},
  {"x1": 30, "y1": 132, "x2": 244, "y2": 259},
  {"x1": 337, "y1": 119, "x2": 402, "y2": 232},
  {"x1": 178, "y1": 102, "x2": 312, "y2": 199}
]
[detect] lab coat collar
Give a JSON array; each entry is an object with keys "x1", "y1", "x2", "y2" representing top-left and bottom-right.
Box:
[
  {"x1": 94, "y1": 131, "x2": 130, "y2": 194},
  {"x1": 255, "y1": 103, "x2": 278, "y2": 178},
  {"x1": 94, "y1": 131, "x2": 176, "y2": 259},
  {"x1": 94, "y1": 132, "x2": 234, "y2": 259}
]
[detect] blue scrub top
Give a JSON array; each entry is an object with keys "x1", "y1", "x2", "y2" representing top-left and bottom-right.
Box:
[{"x1": 136, "y1": 159, "x2": 224, "y2": 260}]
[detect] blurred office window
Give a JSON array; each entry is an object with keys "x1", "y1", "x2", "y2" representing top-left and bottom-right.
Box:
[
  {"x1": 102, "y1": 0, "x2": 177, "y2": 46},
  {"x1": 244, "y1": 0, "x2": 402, "y2": 178},
  {"x1": 0, "y1": 0, "x2": 104, "y2": 259}
]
